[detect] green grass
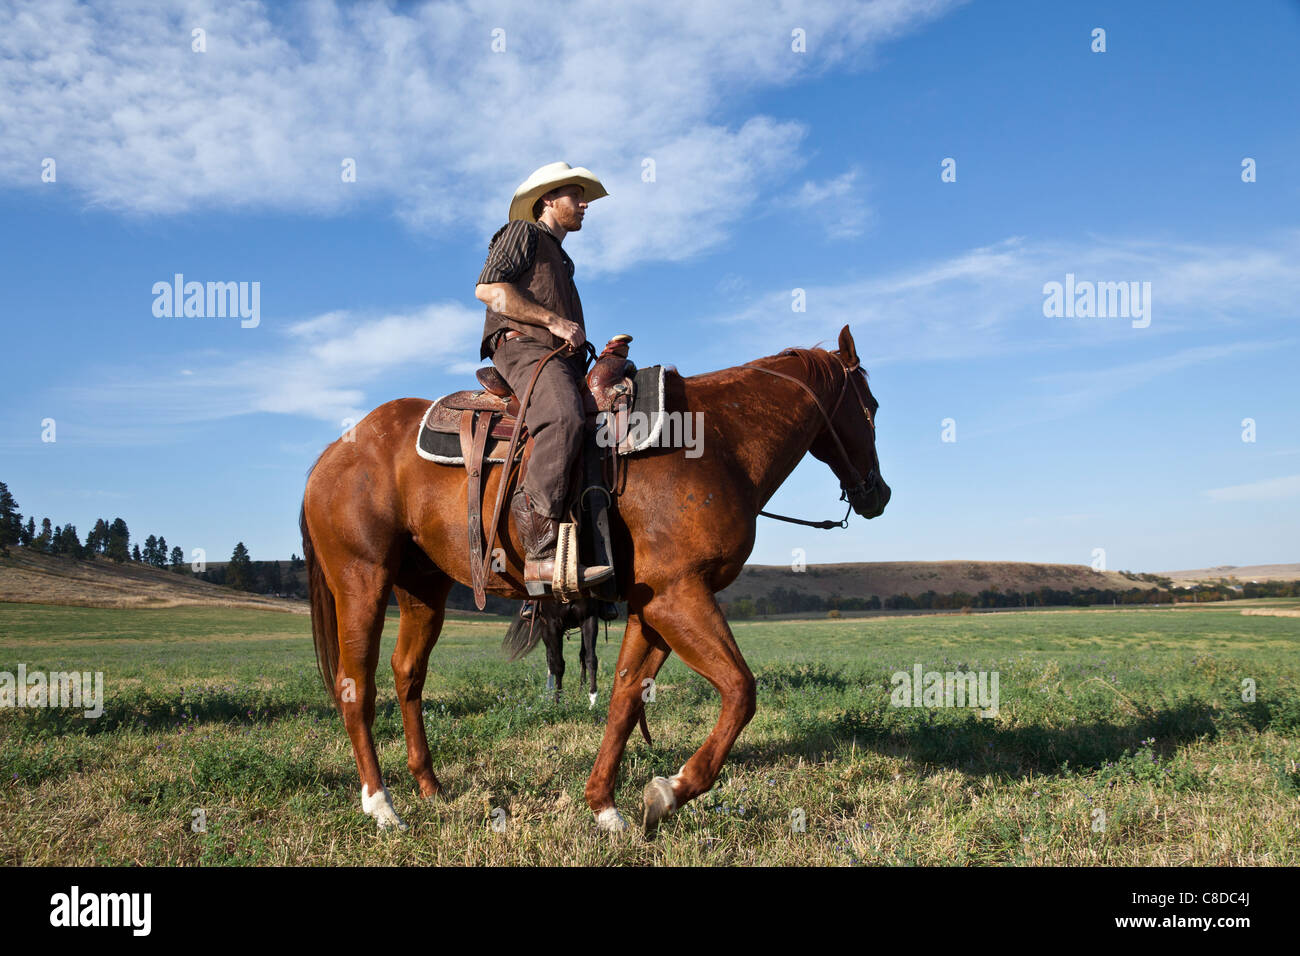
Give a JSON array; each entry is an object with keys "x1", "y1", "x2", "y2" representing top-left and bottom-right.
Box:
[{"x1": 1, "y1": 602, "x2": 1297, "y2": 865}]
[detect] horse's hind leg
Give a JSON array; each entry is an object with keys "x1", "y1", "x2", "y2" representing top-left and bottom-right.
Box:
[
  {"x1": 391, "y1": 572, "x2": 453, "y2": 799},
  {"x1": 543, "y1": 623, "x2": 565, "y2": 703},
  {"x1": 333, "y1": 563, "x2": 402, "y2": 829},
  {"x1": 580, "y1": 613, "x2": 599, "y2": 707}
]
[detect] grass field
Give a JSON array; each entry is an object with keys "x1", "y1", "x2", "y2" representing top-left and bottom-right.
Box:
[{"x1": 1, "y1": 601, "x2": 1298, "y2": 866}]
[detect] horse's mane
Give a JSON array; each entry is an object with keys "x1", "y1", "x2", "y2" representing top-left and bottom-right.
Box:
[{"x1": 673, "y1": 342, "x2": 865, "y2": 394}]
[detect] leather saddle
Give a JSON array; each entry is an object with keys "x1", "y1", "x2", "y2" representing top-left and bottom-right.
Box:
[
  {"x1": 429, "y1": 334, "x2": 637, "y2": 610},
  {"x1": 424, "y1": 333, "x2": 637, "y2": 443}
]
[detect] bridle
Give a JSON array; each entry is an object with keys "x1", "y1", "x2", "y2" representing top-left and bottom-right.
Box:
[{"x1": 742, "y1": 350, "x2": 879, "y2": 530}]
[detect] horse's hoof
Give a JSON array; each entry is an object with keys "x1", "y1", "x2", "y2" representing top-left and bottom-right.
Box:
[
  {"x1": 595, "y1": 807, "x2": 627, "y2": 832},
  {"x1": 642, "y1": 776, "x2": 677, "y2": 833},
  {"x1": 361, "y1": 784, "x2": 408, "y2": 832}
]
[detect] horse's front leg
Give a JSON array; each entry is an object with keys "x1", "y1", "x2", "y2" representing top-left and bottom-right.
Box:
[
  {"x1": 637, "y1": 579, "x2": 756, "y2": 832},
  {"x1": 584, "y1": 611, "x2": 669, "y2": 831}
]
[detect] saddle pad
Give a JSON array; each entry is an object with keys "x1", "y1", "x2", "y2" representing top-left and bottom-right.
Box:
[{"x1": 416, "y1": 364, "x2": 666, "y2": 466}]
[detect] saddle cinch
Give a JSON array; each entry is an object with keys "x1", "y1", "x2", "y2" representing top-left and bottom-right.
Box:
[{"x1": 422, "y1": 334, "x2": 639, "y2": 610}]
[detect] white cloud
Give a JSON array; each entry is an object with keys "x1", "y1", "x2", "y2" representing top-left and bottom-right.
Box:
[
  {"x1": 51, "y1": 230, "x2": 1300, "y2": 437},
  {"x1": 793, "y1": 168, "x2": 872, "y2": 239},
  {"x1": 61, "y1": 300, "x2": 484, "y2": 430},
  {"x1": 709, "y1": 231, "x2": 1300, "y2": 366},
  {"x1": 1205, "y1": 474, "x2": 1300, "y2": 503},
  {"x1": 0, "y1": 0, "x2": 958, "y2": 273}
]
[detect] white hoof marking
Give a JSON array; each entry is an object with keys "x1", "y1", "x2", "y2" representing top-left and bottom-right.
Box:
[
  {"x1": 361, "y1": 784, "x2": 407, "y2": 832},
  {"x1": 595, "y1": 807, "x2": 627, "y2": 832},
  {"x1": 588, "y1": 691, "x2": 598, "y2": 709},
  {"x1": 647, "y1": 776, "x2": 677, "y2": 813}
]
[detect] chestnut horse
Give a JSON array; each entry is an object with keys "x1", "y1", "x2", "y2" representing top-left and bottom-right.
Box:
[{"x1": 300, "y1": 325, "x2": 889, "y2": 833}]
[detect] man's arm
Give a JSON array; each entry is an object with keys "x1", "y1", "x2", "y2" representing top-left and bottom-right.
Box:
[{"x1": 474, "y1": 282, "x2": 585, "y2": 351}]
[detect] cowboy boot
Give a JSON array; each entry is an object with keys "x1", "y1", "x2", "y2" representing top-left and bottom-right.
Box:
[{"x1": 511, "y1": 489, "x2": 613, "y2": 596}]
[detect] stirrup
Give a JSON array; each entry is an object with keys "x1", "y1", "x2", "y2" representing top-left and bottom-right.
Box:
[{"x1": 523, "y1": 562, "x2": 615, "y2": 597}]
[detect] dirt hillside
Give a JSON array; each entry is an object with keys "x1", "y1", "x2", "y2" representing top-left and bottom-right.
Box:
[
  {"x1": 1156, "y1": 563, "x2": 1300, "y2": 586},
  {"x1": 0, "y1": 550, "x2": 305, "y2": 612},
  {"x1": 717, "y1": 560, "x2": 1141, "y2": 603}
]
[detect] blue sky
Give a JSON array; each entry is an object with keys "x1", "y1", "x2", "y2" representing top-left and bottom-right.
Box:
[{"x1": 2, "y1": 0, "x2": 1297, "y2": 573}]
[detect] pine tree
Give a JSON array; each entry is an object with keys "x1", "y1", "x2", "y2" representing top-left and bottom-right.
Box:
[
  {"x1": 144, "y1": 534, "x2": 159, "y2": 565},
  {"x1": 35, "y1": 518, "x2": 53, "y2": 553},
  {"x1": 227, "y1": 542, "x2": 254, "y2": 591},
  {"x1": 132, "y1": 543, "x2": 142, "y2": 562},
  {"x1": 155, "y1": 536, "x2": 168, "y2": 569},
  {"x1": 85, "y1": 520, "x2": 103, "y2": 556},
  {"x1": 107, "y1": 518, "x2": 130, "y2": 562},
  {"x1": 61, "y1": 524, "x2": 81, "y2": 559},
  {"x1": 0, "y1": 482, "x2": 21, "y2": 554},
  {"x1": 22, "y1": 517, "x2": 35, "y2": 548},
  {"x1": 169, "y1": 546, "x2": 185, "y2": 572}
]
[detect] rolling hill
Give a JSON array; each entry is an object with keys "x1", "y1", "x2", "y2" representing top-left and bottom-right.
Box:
[
  {"x1": 0, "y1": 549, "x2": 305, "y2": 612},
  {"x1": 716, "y1": 560, "x2": 1144, "y2": 604},
  {"x1": 2, "y1": 549, "x2": 1179, "y2": 613},
  {"x1": 1155, "y1": 563, "x2": 1300, "y2": 586}
]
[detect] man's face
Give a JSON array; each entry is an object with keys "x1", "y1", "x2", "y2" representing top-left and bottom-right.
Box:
[{"x1": 546, "y1": 185, "x2": 587, "y2": 231}]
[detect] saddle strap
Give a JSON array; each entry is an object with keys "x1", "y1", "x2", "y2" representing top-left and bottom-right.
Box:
[{"x1": 460, "y1": 409, "x2": 493, "y2": 605}]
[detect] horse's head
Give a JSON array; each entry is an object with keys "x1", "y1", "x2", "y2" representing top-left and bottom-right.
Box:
[{"x1": 809, "y1": 325, "x2": 891, "y2": 519}]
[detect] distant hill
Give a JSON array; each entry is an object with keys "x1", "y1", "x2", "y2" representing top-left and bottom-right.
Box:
[
  {"x1": 0, "y1": 550, "x2": 305, "y2": 612},
  {"x1": 1156, "y1": 563, "x2": 1300, "y2": 586},
  {"x1": 5, "y1": 547, "x2": 1290, "y2": 615},
  {"x1": 716, "y1": 560, "x2": 1142, "y2": 603}
]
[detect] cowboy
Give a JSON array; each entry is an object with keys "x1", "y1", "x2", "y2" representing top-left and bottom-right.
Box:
[{"x1": 475, "y1": 162, "x2": 615, "y2": 609}]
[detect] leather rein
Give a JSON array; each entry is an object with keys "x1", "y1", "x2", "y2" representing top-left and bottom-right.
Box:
[{"x1": 742, "y1": 351, "x2": 877, "y2": 530}]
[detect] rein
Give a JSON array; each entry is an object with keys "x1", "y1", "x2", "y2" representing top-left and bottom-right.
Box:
[{"x1": 742, "y1": 352, "x2": 877, "y2": 531}]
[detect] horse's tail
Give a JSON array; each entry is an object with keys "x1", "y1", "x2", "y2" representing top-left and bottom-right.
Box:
[
  {"x1": 301, "y1": 501, "x2": 340, "y2": 707},
  {"x1": 501, "y1": 606, "x2": 547, "y2": 662}
]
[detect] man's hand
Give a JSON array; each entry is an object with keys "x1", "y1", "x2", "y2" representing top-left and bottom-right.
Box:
[
  {"x1": 477, "y1": 282, "x2": 585, "y2": 351},
  {"x1": 549, "y1": 316, "x2": 586, "y2": 352}
]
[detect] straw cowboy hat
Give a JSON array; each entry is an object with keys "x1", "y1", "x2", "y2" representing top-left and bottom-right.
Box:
[{"x1": 508, "y1": 162, "x2": 609, "y2": 223}]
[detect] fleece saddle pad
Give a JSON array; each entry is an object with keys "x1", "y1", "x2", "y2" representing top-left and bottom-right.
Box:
[{"x1": 416, "y1": 364, "x2": 667, "y2": 466}]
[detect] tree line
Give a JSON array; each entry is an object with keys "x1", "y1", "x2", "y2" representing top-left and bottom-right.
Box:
[
  {"x1": 0, "y1": 480, "x2": 186, "y2": 567},
  {"x1": 193, "y1": 544, "x2": 306, "y2": 598},
  {"x1": 0, "y1": 480, "x2": 307, "y2": 598},
  {"x1": 721, "y1": 579, "x2": 1300, "y2": 618}
]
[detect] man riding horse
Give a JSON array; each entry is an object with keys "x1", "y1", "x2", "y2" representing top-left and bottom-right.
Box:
[{"x1": 474, "y1": 162, "x2": 615, "y2": 617}]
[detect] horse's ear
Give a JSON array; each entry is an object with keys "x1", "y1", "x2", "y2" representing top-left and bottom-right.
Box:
[{"x1": 837, "y1": 325, "x2": 859, "y2": 368}]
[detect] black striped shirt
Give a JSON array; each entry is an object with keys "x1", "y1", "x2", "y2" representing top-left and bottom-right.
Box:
[{"x1": 476, "y1": 220, "x2": 575, "y2": 286}]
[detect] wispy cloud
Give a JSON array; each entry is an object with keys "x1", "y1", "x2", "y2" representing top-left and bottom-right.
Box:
[
  {"x1": 1028, "y1": 340, "x2": 1288, "y2": 419},
  {"x1": 0, "y1": 0, "x2": 958, "y2": 273},
  {"x1": 793, "y1": 168, "x2": 872, "y2": 239},
  {"x1": 1205, "y1": 474, "x2": 1300, "y2": 503},
  {"x1": 51, "y1": 230, "x2": 1300, "y2": 437},
  {"x1": 59, "y1": 300, "x2": 484, "y2": 432},
  {"x1": 709, "y1": 231, "x2": 1300, "y2": 366}
]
